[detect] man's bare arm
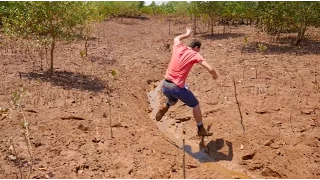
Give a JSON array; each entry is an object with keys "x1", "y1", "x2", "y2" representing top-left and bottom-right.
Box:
[
  {"x1": 174, "y1": 27, "x2": 193, "y2": 45},
  {"x1": 199, "y1": 60, "x2": 218, "y2": 80}
]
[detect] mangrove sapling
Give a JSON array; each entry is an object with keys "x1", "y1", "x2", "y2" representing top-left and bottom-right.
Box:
[
  {"x1": 10, "y1": 88, "x2": 34, "y2": 179},
  {"x1": 8, "y1": 138, "x2": 23, "y2": 179},
  {"x1": 258, "y1": 43, "x2": 267, "y2": 53},
  {"x1": 241, "y1": 36, "x2": 248, "y2": 53},
  {"x1": 109, "y1": 69, "x2": 118, "y2": 139}
]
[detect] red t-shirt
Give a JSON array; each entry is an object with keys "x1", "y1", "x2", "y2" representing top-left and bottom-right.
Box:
[{"x1": 165, "y1": 43, "x2": 205, "y2": 88}]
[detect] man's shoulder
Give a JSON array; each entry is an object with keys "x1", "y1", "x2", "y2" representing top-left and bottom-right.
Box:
[
  {"x1": 191, "y1": 51, "x2": 204, "y2": 61},
  {"x1": 174, "y1": 42, "x2": 186, "y2": 48}
]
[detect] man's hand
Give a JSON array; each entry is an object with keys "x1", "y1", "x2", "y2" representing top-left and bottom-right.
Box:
[
  {"x1": 174, "y1": 27, "x2": 193, "y2": 45},
  {"x1": 185, "y1": 27, "x2": 193, "y2": 36},
  {"x1": 210, "y1": 70, "x2": 218, "y2": 80},
  {"x1": 199, "y1": 61, "x2": 218, "y2": 80}
]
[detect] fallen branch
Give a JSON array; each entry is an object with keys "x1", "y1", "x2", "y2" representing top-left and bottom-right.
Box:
[
  {"x1": 232, "y1": 77, "x2": 245, "y2": 132},
  {"x1": 61, "y1": 116, "x2": 84, "y2": 120}
]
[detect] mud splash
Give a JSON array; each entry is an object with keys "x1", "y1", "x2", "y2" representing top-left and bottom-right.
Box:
[{"x1": 147, "y1": 80, "x2": 251, "y2": 179}]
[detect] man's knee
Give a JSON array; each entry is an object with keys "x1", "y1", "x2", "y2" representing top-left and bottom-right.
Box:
[
  {"x1": 192, "y1": 103, "x2": 199, "y2": 108},
  {"x1": 191, "y1": 102, "x2": 199, "y2": 109}
]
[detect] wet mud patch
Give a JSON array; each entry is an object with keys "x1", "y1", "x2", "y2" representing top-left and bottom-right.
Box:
[{"x1": 147, "y1": 80, "x2": 251, "y2": 179}]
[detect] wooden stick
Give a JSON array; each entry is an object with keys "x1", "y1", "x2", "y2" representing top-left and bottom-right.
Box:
[
  {"x1": 109, "y1": 101, "x2": 113, "y2": 138},
  {"x1": 232, "y1": 77, "x2": 245, "y2": 132},
  {"x1": 182, "y1": 132, "x2": 186, "y2": 179},
  {"x1": 255, "y1": 65, "x2": 258, "y2": 79},
  {"x1": 242, "y1": 66, "x2": 245, "y2": 85}
]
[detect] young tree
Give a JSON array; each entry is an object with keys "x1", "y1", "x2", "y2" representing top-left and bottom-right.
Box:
[
  {"x1": 1, "y1": 2, "x2": 97, "y2": 76},
  {"x1": 192, "y1": 1, "x2": 221, "y2": 35},
  {"x1": 256, "y1": 1, "x2": 320, "y2": 45},
  {"x1": 138, "y1": 1, "x2": 145, "y2": 9}
]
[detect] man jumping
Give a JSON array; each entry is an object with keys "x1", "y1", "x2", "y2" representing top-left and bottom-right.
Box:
[{"x1": 156, "y1": 27, "x2": 218, "y2": 136}]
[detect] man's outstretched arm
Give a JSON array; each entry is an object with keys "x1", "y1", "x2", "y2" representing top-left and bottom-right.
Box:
[
  {"x1": 174, "y1": 27, "x2": 193, "y2": 45},
  {"x1": 199, "y1": 60, "x2": 218, "y2": 80}
]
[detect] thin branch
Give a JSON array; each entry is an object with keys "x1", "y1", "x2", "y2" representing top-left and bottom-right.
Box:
[
  {"x1": 109, "y1": 100, "x2": 113, "y2": 139},
  {"x1": 21, "y1": 110, "x2": 33, "y2": 179},
  {"x1": 232, "y1": 77, "x2": 245, "y2": 132},
  {"x1": 10, "y1": 139, "x2": 23, "y2": 179},
  {"x1": 182, "y1": 130, "x2": 186, "y2": 179}
]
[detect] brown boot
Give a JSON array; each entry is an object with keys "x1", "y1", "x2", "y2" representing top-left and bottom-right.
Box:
[
  {"x1": 155, "y1": 105, "x2": 169, "y2": 121},
  {"x1": 197, "y1": 125, "x2": 213, "y2": 136}
]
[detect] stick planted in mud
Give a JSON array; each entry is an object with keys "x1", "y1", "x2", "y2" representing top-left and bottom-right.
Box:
[
  {"x1": 109, "y1": 101, "x2": 113, "y2": 138},
  {"x1": 182, "y1": 129, "x2": 186, "y2": 179},
  {"x1": 232, "y1": 77, "x2": 245, "y2": 132},
  {"x1": 109, "y1": 69, "x2": 117, "y2": 139}
]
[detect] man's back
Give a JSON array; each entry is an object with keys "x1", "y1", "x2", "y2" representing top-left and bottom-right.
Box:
[{"x1": 165, "y1": 43, "x2": 204, "y2": 88}]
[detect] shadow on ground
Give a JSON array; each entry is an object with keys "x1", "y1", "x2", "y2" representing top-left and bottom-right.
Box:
[
  {"x1": 24, "y1": 70, "x2": 108, "y2": 92},
  {"x1": 184, "y1": 138, "x2": 233, "y2": 163},
  {"x1": 242, "y1": 37, "x2": 320, "y2": 55},
  {"x1": 184, "y1": 124, "x2": 233, "y2": 162}
]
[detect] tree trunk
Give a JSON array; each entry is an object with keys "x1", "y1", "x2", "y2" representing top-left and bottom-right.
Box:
[
  {"x1": 294, "y1": 25, "x2": 307, "y2": 46},
  {"x1": 193, "y1": 15, "x2": 197, "y2": 35},
  {"x1": 85, "y1": 35, "x2": 88, "y2": 57},
  {"x1": 50, "y1": 36, "x2": 55, "y2": 76},
  {"x1": 169, "y1": 19, "x2": 171, "y2": 35},
  {"x1": 40, "y1": 48, "x2": 43, "y2": 71},
  {"x1": 240, "y1": 18, "x2": 244, "y2": 25},
  {"x1": 210, "y1": 16, "x2": 214, "y2": 36}
]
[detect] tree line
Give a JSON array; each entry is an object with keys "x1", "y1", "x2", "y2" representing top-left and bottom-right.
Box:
[{"x1": 0, "y1": 1, "x2": 319, "y2": 74}]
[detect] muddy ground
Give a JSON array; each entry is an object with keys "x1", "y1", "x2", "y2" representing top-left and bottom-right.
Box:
[{"x1": 0, "y1": 17, "x2": 319, "y2": 179}]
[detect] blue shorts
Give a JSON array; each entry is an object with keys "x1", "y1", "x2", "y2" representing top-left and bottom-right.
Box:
[{"x1": 162, "y1": 80, "x2": 199, "y2": 108}]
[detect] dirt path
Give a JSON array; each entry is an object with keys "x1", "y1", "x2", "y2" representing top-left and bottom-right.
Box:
[{"x1": 0, "y1": 17, "x2": 319, "y2": 178}]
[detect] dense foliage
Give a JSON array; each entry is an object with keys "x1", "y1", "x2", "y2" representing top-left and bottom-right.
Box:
[{"x1": 0, "y1": 1, "x2": 319, "y2": 63}]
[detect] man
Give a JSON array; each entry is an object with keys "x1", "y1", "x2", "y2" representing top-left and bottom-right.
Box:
[{"x1": 156, "y1": 27, "x2": 218, "y2": 136}]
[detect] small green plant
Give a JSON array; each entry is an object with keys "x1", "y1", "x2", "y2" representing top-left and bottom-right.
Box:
[
  {"x1": 108, "y1": 69, "x2": 117, "y2": 139},
  {"x1": 80, "y1": 50, "x2": 86, "y2": 58},
  {"x1": 241, "y1": 36, "x2": 249, "y2": 53},
  {"x1": 10, "y1": 88, "x2": 34, "y2": 179},
  {"x1": 244, "y1": 36, "x2": 248, "y2": 47},
  {"x1": 11, "y1": 88, "x2": 26, "y2": 109},
  {"x1": 111, "y1": 69, "x2": 117, "y2": 77},
  {"x1": 258, "y1": 43, "x2": 267, "y2": 52}
]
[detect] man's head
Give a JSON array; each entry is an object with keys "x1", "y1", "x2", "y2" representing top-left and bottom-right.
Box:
[{"x1": 188, "y1": 39, "x2": 201, "y2": 52}]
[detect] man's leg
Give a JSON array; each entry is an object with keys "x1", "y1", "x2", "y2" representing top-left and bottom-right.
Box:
[
  {"x1": 173, "y1": 88, "x2": 213, "y2": 136},
  {"x1": 193, "y1": 104, "x2": 213, "y2": 136},
  {"x1": 156, "y1": 81, "x2": 178, "y2": 121},
  {"x1": 156, "y1": 101, "x2": 176, "y2": 121},
  {"x1": 193, "y1": 104, "x2": 202, "y2": 124}
]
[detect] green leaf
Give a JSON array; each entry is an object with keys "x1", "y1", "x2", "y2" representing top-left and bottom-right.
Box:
[
  {"x1": 23, "y1": 121, "x2": 28, "y2": 128},
  {"x1": 80, "y1": 50, "x2": 85, "y2": 57},
  {"x1": 111, "y1": 69, "x2": 117, "y2": 77}
]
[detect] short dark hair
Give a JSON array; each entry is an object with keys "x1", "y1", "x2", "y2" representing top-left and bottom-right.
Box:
[{"x1": 188, "y1": 39, "x2": 201, "y2": 48}]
